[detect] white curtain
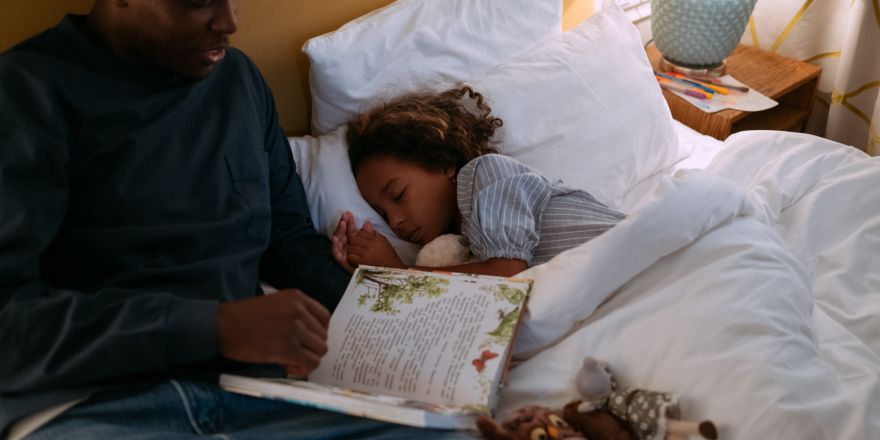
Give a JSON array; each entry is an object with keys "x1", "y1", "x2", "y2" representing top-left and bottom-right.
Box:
[{"x1": 743, "y1": 0, "x2": 880, "y2": 155}]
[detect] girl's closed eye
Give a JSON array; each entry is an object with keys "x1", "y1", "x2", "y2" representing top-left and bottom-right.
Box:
[{"x1": 393, "y1": 188, "x2": 406, "y2": 201}]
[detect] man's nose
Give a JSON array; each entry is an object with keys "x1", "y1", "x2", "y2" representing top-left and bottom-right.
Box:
[{"x1": 211, "y1": 0, "x2": 238, "y2": 35}]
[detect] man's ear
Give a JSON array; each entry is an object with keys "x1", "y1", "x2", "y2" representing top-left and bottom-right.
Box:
[{"x1": 445, "y1": 167, "x2": 456, "y2": 179}]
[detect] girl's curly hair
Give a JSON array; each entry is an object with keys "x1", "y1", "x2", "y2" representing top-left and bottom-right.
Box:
[{"x1": 347, "y1": 86, "x2": 503, "y2": 174}]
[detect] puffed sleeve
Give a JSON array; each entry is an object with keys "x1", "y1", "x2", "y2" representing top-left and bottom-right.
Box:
[{"x1": 457, "y1": 154, "x2": 554, "y2": 265}]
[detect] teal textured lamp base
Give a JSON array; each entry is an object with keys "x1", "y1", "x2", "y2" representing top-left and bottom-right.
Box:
[
  {"x1": 652, "y1": 0, "x2": 758, "y2": 78},
  {"x1": 659, "y1": 56, "x2": 727, "y2": 78}
]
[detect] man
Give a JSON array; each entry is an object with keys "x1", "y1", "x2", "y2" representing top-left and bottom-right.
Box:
[{"x1": 0, "y1": 1, "x2": 472, "y2": 438}]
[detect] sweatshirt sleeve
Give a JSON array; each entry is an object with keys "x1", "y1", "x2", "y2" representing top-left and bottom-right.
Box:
[
  {"x1": 0, "y1": 118, "x2": 219, "y2": 394},
  {"x1": 252, "y1": 70, "x2": 350, "y2": 311}
]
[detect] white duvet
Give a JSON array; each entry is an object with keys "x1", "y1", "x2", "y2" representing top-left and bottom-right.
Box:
[{"x1": 499, "y1": 131, "x2": 880, "y2": 439}]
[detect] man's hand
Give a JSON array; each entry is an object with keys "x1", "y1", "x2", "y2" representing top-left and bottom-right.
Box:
[
  {"x1": 216, "y1": 289, "x2": 331, "y2": 377},
  {"x1": 346, "y1": 221, "x2": 405, "y2": 269},
  {"x1": 331, "y1": 211, "x2": 356, "y2": 273}
]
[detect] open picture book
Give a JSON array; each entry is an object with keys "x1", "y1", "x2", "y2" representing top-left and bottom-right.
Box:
[{"x1": 220, "y1": 265, "x2": 532, "y2": 430}]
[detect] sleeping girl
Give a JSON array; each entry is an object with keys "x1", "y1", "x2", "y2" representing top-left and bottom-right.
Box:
[{"x1": 331, "y1": 86, "x2": 626, "y2": 277}]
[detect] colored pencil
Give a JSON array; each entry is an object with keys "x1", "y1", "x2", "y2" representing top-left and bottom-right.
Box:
[
  {"x1": 655, "y1": 77, "x2": 710, "y2": 100},
  {"x1": 666, "y1": 72, "x2": 750, "y2": 92},
  {"x1": 655, "y1": 71, "x2": 719, "y2": 95}
]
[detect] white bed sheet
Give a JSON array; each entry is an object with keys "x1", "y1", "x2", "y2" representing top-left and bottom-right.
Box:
[
  {"x1": 617, "y1": 121, "x2": 726, "y2": 214},
  {"x1": 500, "y1": 128, "x2": 880, "y2": 439},
  {"x1": 671, "y1": 121, "x2": 727, "y2": 171}
]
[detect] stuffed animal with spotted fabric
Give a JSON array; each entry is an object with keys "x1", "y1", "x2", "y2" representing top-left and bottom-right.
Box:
[{"x1": 574, "y1": 358, "x2": 719, "y2": 440}]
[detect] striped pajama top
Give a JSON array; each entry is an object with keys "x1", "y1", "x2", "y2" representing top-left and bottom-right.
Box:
[{"x1": 457, "y1": 154, "x2": 626, "y2": 266}]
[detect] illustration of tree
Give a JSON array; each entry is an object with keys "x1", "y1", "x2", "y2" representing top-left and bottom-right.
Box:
[
  {"x1": 486, "y1": 306, "x2": 520, "y2": 345},
  {"x1": 481, "y1": 284, "x2": 527, "y2": 306},
  {"x1": 356, "y1": 269, "x2": 450, "y2": 314}
]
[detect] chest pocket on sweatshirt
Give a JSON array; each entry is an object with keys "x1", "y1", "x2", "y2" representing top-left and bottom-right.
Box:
[{"x1": 226, "y1": 142, "x2": 271, "y2": 241}]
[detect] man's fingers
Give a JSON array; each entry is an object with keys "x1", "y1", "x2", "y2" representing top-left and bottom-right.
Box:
[
  {"x1": 294, "y1": 291, "x2": 331, "y2": 328},
  {"x1": 296, "y1": 322, "x2": 329, "y2": 357},
  {"x1": 363, "y1": 221, "x2": 374, "y2": 234},
  {"x1": 286, "y1": 364, "x2": 307, "y2": 377},
  {"x1": 283, "y1": 348, "x2": 321, "y2": 372},
  {"x1": 301, "y1": 304, "x2": 330, "y2": 338},
  {"x1": 292, "y1": 306, "x2": 328, "y2": 342}
]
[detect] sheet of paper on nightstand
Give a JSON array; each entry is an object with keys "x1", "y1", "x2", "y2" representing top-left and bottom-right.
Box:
[{"x1": 668, "y1": 75, "x2": 778, "y2": 113}]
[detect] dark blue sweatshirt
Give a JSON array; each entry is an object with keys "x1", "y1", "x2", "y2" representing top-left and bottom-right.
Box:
[{"x1": 0, "y1": 16, "x2": 349, "y2": 434}]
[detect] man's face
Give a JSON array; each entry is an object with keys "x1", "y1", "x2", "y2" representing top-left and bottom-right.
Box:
[{"x1": 123, "y1": 0, "x2": 238, "y2": 80}]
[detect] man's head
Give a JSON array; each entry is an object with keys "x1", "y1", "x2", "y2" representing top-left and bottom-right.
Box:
[{"x1": 86, "y1": 0, "x2": 238, "y2": 80}]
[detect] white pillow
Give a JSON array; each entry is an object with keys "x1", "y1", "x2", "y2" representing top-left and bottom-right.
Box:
[
  {"x1": 289, "y1": 127, "x2": 421, "y2": 265},
  {"x1": 292, "y1": 2, "x2": 686, "y2": 263},
  {"x1": 468, "y1": 1, "x2": 685, "y2": 208},
  {"x1": 303, "y1": 0, "x2": 562, "y2": 134}
]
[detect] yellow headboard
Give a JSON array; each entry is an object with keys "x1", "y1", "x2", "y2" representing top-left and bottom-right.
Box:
[{"x1": 1, "y1": 0, "x2": 594, "y2": 136}]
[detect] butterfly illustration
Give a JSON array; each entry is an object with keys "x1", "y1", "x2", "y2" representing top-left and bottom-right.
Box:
[{"x1": 472, "y1": 350, "x2": 499, "y2": 373}]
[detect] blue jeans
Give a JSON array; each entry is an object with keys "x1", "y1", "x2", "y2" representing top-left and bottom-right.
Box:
[{"x1": 25, "y1": 379, "x2": 479, "y2": 439}]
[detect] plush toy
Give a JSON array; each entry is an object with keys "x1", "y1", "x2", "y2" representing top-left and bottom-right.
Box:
[
  {"x1": 476, "y1": 405, "x2": 585, "y2": 440},
  {"x1": 414, "y1": 233, "x2": 474, "y2": 267},
  {"x1": 477, "y1": 404, "x2": 638, "y2": 440},
  {"x1": 560, "y1": 402, "x2": 638, "y2": 440},
  {"x1": 574, "y1": 358, "x2": 718, "y2": 440}
]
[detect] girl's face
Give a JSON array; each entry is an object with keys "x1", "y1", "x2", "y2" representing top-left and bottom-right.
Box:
[{"x1": 355, "y1": 155, "x2": 459, "y2": 246}]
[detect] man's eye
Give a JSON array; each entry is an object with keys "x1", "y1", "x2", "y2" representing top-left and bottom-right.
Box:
[{"x1": 393, "y1": 189, "x2": 406, "y2": 201}]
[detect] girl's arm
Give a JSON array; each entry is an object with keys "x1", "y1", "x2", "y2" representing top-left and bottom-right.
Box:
[
  {"x1": 410, "y1": 258, "x2": 528, "y2": 277},
  {"x1": 333, "y1": 216, "x2": 527, "y2": 277}
]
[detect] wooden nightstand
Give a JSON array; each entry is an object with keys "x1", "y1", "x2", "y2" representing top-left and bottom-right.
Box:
[{"x1": 647, "y1": 44, "x2": 822, "y2": 140}]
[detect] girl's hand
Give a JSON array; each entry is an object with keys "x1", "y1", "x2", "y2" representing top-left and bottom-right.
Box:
[
  {"x1": 331, "y1": 212, "x2": 356, "y2": 273},
  {"x1": 346, "y1": 221, "x2": 406, "y2": 269}
]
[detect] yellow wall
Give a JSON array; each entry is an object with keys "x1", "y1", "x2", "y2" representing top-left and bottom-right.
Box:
[
  {"x1": 563, "y1": 0, "x2": 594, "y2": 32},
  {"x1": 233, "y1": 0, "x2": 395, "y2": 135},
  {"x1": 1, "y1": 0, "x2": 594, "y2": 135}
]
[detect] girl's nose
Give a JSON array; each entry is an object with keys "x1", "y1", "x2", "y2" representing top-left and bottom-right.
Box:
[
  {"x1": 389, "y1": 214, "x2": 405, "y2": 228},
  {"x1": 387, "y1": 211, "x2": 406, "y2": 231}
]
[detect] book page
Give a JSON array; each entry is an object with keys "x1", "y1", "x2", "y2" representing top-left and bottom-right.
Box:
[{"x1": 309, "y1": 266, "x2": 530, "y2": 412}]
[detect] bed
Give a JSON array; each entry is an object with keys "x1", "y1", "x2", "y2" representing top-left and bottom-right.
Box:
[{"x1": 287, "y1": 0, "x2": 880, "y2": 438}]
